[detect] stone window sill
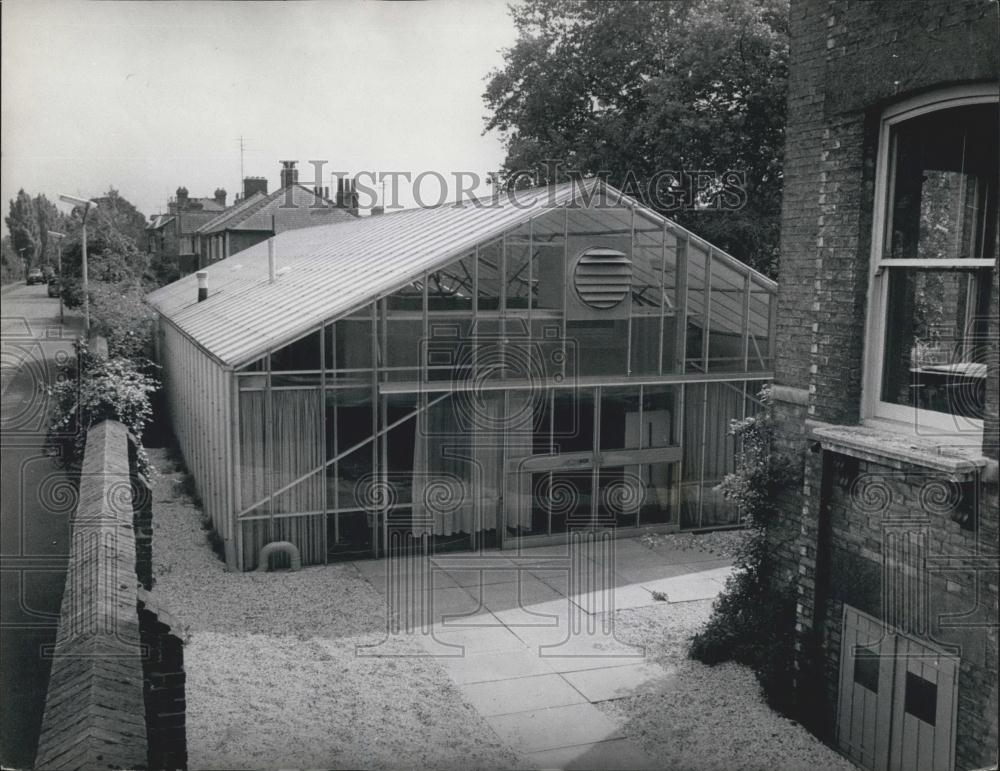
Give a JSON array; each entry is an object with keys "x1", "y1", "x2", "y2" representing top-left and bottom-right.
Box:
[{"x1": 805, "y1": 420, "x2": 993, "y2": 479}]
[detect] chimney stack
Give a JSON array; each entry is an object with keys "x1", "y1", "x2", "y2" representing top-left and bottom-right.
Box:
[
  {"x1": 214, "y1": 188, "x2": 227, "y2": 207},
  {"x1": 279, "y1": 161, "x2": 299, "y2": 189},
  {"x1": 335, "y1": 177, "x2": 358, "y2": 209},
  {"x1": 243, "y1": 177, "x2": 268, "y2": 199},
  {"x1": 176, "y1": 186, "x2": 189, "y2": 207},
  {"x1": 196, "y1": 271, "x2": 208, "y2": 302}
]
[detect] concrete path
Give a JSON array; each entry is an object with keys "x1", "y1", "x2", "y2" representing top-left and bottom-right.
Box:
[{"x1": 352, "y1": 537, "x2": 732, "y2": 770}]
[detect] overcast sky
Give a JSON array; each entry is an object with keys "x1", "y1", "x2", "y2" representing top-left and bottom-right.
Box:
[{"x1": 0, "y1": 0, "x2": 518, "y2": 228}]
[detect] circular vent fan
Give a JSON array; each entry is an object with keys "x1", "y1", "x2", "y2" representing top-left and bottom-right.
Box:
[{"x1": 573, "y1": 247, "x2": 632, "y2": 309}]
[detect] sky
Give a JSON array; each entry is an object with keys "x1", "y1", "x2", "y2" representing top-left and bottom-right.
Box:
[{"x1": 0, "y1": 0, "x2": 520, "y2": 228}]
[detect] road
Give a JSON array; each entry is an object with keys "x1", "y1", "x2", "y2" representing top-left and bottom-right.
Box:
[{"x1": 1, "y1": 283, "x2": 82, "y2": 768}]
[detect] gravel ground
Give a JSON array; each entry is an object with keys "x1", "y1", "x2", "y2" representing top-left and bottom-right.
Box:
[
  {"x1": 638, "y1": 529, "x2": 748, "y2": 560},
  {"x1": 149, "y1": 447, "x2": 850, "y2": 770},
  {"x1": 148, "y1": 448, "x2": 520, "y2": 771},
  {"x1": 600, "y1": 603, "x2": 856, "y2": 771}
]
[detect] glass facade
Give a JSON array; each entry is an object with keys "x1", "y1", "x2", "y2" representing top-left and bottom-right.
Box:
[{"x1": 233, "y1": 199, "x2": 774, "y2": 567}]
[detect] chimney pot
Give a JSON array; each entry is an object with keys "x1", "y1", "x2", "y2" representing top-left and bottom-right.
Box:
[
  {"x1": 214, "y1": 188, "x2": 227, "y2": 206},
  {"x1": 279, "y1": 161, "x2": 299, "y2": 189},
  {"x1": 196, "y1": 271, "x2": 208, "y2": 302}
]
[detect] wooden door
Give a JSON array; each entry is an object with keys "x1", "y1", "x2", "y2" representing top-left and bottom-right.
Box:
[
  {"x1": 837, "y1": 606, "x2": 958, "y2": 771},
  {"x1": 886, "y1": 634, "x2": 958, "y2": 771}
]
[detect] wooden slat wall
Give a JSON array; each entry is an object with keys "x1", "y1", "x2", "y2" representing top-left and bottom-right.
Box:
[{"x1": 160, "y1": 320, "x2": 234, "y2": 565}]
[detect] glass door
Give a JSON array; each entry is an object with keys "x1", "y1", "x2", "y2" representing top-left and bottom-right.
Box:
[{"x1": 504, "y1": 446, "x2": 681, "y2": 544}]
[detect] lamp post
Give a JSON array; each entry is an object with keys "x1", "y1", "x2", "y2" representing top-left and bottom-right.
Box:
[
  {"x1": 59, "y1": 194, "x2": 97, "y2": 335},
  {"x1": 48, "y1": 231, "x2": 66, "y2": 324}
]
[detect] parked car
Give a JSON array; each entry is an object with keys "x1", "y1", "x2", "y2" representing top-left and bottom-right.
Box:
[
  {"x1": 26, "y1": 268, "x2": 44, "y2": 285},
  {"x1": 47, "y1": 277, "x2": 61, "y2": 298}
]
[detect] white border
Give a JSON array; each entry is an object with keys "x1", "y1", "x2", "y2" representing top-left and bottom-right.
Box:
[{"x1": 860, "y1": 84, "x2": 999, "y2": 445}]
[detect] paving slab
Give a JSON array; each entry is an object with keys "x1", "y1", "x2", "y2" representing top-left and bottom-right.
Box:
[
  {"x1": 560, "y1": 661, "x2": 673, "y2": 703},
  {"x1": 441, "y1": 566, "x2": 522, "y2": 588},
  {"x1": 568, "y1": 582, "x2": 659, "y2": 615},
  {"x1": 459, "y1": 673, "x2": 587, "y2": 716},
  {"x1": 640, "y1": 566, "x2": 732, "y2": 603},
  {"x1": 440, "y1": 647, "x2": 555, "y2": 685},
  {"x1": 485, "y1": 703, "x2": 624, "y2": 753},
  {"x1": 521, "y1": 737, "x2": 660, "y2": 770},
  {"x1": 423, "y1": 622, "x2": 528, "y2": 655},
  {"x1": 475, "y1": 574, "x2": 566, "y2": 614}
]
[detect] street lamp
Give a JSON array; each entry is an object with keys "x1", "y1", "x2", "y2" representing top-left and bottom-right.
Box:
[
  {"x1": 48, "y1": 231, "x2": 65, "y2": 324},
  {"x1": 58, "y1": 194, "x2": 98, "y2": 335}
]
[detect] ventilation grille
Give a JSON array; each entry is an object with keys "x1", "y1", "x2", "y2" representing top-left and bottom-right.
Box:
[{"x1": 573, "y1": 248, "x2": 632, "y2": 309}]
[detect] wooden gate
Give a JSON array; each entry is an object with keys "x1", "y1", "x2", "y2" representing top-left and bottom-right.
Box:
[{"x1": 837, "y1": 606, "x2": 958, "y2": 771}]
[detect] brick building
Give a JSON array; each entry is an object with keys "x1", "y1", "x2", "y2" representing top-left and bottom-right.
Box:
[
  {"x1": 192, "y1": 161, "x2": 358, "y2": 269},
  {"x1": 146, "y1": 186, "x2": 229, "y2": 276},
  {"x1": 770, "y1": 2, "x2": 998, "y2": 770}
]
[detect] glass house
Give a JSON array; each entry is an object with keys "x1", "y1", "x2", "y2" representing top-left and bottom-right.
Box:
[{"x1": 149, "y1": 181, "x2": 776, "y2": 570}]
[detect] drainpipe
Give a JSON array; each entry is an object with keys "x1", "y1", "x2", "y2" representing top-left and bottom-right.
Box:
[{"x1": 196, "y1": 271, "x2": 208, "y2": 302}]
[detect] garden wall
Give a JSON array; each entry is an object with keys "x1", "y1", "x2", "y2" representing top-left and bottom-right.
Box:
[{"x1": 34, "y1": 419, "x2": 187, "y2": 770}]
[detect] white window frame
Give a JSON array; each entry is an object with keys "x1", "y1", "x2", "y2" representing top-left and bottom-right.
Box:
[{"x1": 861, "y1": 84, "x2": 998, "y2": 444}]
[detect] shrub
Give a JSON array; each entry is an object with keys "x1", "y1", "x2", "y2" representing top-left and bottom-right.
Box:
[
  {"x1": 89, "y1": 280, "x2": 157, "y2": 360},
  {"x1": 688, "y1": 385, "x2": 798, "y2": 714},
  {"x1": 46, "y1": 340, "x2": 159, "y2": 477}
]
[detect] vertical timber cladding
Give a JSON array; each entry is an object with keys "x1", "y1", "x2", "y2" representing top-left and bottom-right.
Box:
[{"x1": 160, "y1": 319, "x2": 234, "y2": 562}]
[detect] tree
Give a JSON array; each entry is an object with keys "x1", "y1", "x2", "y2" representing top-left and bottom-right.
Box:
[
  {"x1": 1, "y1": 236, "x2": 26, "y2": 284},
  {"x1": 59, "y1": 188, "x2": 150, "y2": 307},
  {"x1": 5, "y1": 190, "x2": 41, "y2": 272},
  {"x1": 483, "y1": 0, "x2": 789, "y2": 276}
]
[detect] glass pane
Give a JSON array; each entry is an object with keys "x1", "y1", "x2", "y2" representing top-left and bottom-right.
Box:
[
  {"x1": 549, "y1": 470, "x2": 593, "y2": 531},
  {"x1": 748, "y1": 282, "x2": 772, "y2": 370},
  {"x1": 552, "y1": 387, "x2": 595, "y2": 454},
  {"x1": 630, "y1": 315, "x2": 661, "y2": 376},
  {"x1": 271, "y1": 389, "x2": 323, "y2": 514},
  {"x1": 631, "y1": 218, "x2": 664, "y2": 313},
  {"x1": 239, "y1": 390, "x2": 268, "y2": 510},
  {"x1": 700, "y1": 382, "x2": 742, "y2": 527},
  {"x1": 532, "y1": 318, "x2": 565, "y2": 384},
  {"x1": 478, "y1": 239, "x2": 502, "y2": 311},
  {"x1": 326, "y1": 316, "x2": 373, "y2": 372},
  {"x1": 566, "y1": 320, "x2": 627, "y2": 376},
  {"x1": 271, "y1": 329, "x2": 321, "y2": 371},
  {"x1": 707, "y1": 256, "x2": 747, "y2": 372},
  {"x1": 532, "y1": 390, "x2": 553, "y2": 455},
  {"x1": 531, "y1": 243, "x2": 565, "y2": 310},
  {"x1": 385, "y1": 396, "x2": 418, "y2": 505},
  {"x1": 887, "y1": 104, "x2": 998, "y2": 261},
  {"x1": 641, "y1": 385, "x2": 677, "y2": 447},
  {"x1": 428, "y1": 252, "x2": 474, "y2": 311},
  {"x1": 386, "y1": 276, "x2": 424, "y2": 312},
  {"x1": 597, "y1": 466, "x2": 639, "y2": 528},
  {"x1": 685, "y1": 245, "x2": 707, "y2": 372},
  {"x1": 326, "y1": 387, "x2": 373, "y2": 457},
  {"x1": 881, "y1": 268, "x2": 989, "y2": 418},
  {"x1": 425, "y1": 317, "x2": 473, "y2": 384},
  {"x1": 681, "y1": 383, "x2": 705, "y2": 528},
  {"x1": 505, "y1": 241, "x2": 531, "y2": 310},
  {"x1": 530, "y1": 208, "x2": 566, "y2": 241},
  {"x1": 599, "y1": 387, "x2": 641, "y2": 450},
  {"x1": 638, "y1": 462, "x2": 675, "y2": 525},
  {"x1": 385, "y1": 318, "x2": 422, "y2": 381}
]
